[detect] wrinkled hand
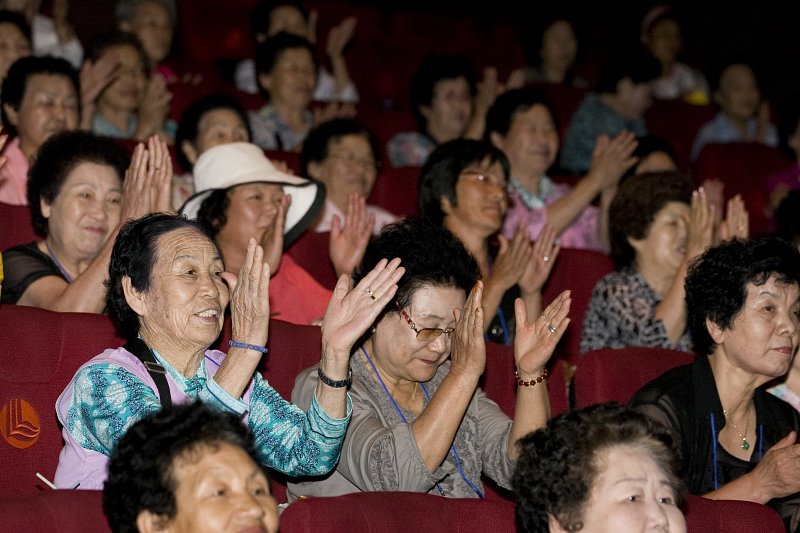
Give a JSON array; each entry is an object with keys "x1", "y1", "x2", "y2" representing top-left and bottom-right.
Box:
[
  {"x1": 222, "y1": 238, "x2": 270, "y2": 349},
  {"x1": 136, "y1": 75, "x2": 172, "y2": 141},
  {"x1": 588, "y1": 131, "x2": 638, "y2": 190},
  {"x1": 329, "y1": 193, "x2": 374, "y2": 277},
  {"x1": 313, "y1": 102, "x2": 357, "y2": 126},
  {"x1": 518, "y1": 223, "x2": 560, "y2": 295},
  {"x1": 718, "y1": 194, "x2": 749, "y2": 242},
  {"x1": 146, "y1": 135, "x2": 174, "y2": 213},
  {"x1": 326, "y1": 16, "x2": 356, "y2": 59},
  {"x1": 685, "y1": 187, "x2": 715, "y2": 261},
  {"x1": 321, "y1": 257, "x2": 404, "y2": 357},
  {"x1": 700, "y1": 178, "x2": 724, "y2": 227},
  {"x1": 449, "y1": 281, "x2": 486, "y2": 379},
  {"x1": 474, "y1": 67, "x2": 500, "y2": 114},
  {"x1": 260, "y1": 194, "x2": 290, "y2": 275},
  {"x1": 750, "y1": 431, "x2": 800, "y2": 500},
  {"x1": 121, "y1": 143, "x2": 154, "y2": 221},
  {"x1": 489, "y1": 227, "x2": 532, "y2": 292},
  {"x1": 514, "y1": 290, "x2": 570, "y2": 377},
  {"x1": 79, "y1": 54, "x2": 121, "y2": 128}
]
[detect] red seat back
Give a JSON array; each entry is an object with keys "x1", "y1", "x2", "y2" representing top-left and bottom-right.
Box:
[
  {"x1": 0, "y1": 305, "x2": 124, "y2": 496},
  {"x1": 280, "y1": 491, "x2": 516, "y2": 532},
  {"x1": 0, "y1": 202, "x2": 38, "y2": 251},
  {"x1": 286, "y1": 231, "x2": 337, "y2": 290},
  {"x1": 573, "y1": 347, "x2": 695, "y2": 408},
  {"x1": 541, "y1": 248, "x2": 614, "y2": 364},
  {"x1": 693, "y1": 142, "x2": 791, "y2": 236},
  {"x1": 683, "y1": 494, "x2": 784, "y2": 532},
  {"x1": 0, "y1": 490, "x2": 110, "y2": 533},
  {"x1": 367, "y1": 166, "x2": 420, "y2": 217},
  {"x1": 646, "y1": 100, "x2": 716, "y2": 170},
  {"x1": 482, "y1": 342, "x2": 569, "y2": 418}
]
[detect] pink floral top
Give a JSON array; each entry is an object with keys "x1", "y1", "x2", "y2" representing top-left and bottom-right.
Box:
[{"x1": 502, "y1": 176, "x2": 605, "y2": 252}]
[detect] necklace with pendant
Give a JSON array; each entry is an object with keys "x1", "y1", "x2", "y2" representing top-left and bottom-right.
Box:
[{"x1": 723, "y1": 409, "x2": 751, "y2": 450}]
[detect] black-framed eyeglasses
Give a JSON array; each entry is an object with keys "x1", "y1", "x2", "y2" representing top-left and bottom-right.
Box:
[{"x1": 395, "y1": 301, "x2": 454, "y2": 341}]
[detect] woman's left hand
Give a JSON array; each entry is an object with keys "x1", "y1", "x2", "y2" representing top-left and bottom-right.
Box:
[
  {"x1": 718, "y1": 194, "x2": 749, "y2": 241},
  {"x1": 222, "y1": 238, "x2": 271, "y2": 350},
  {"x1": 321, "y1": 258, "x2": 405, "y2": 358},
  {"x1": 514, "y1": 290, "x2": 571, "y2": 377},
  {"x1": 146, "y1": 135, "x2": 174, "y2": 213},
  {"x1": 518, "y1": 223, "x2": 560, "y2": 295},
  {"x1": 329, "y1": 193, "x2": 375, "y2": 277}
]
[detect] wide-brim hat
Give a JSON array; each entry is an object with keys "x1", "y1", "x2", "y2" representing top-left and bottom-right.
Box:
[{"x1": 180, "y1": 142, "x2": 325, "y2": 245}]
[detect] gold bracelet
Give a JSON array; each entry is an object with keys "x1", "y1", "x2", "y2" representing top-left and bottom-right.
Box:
[{"x1": 515, "y1": 368, "x2": 548, "y2": 387}]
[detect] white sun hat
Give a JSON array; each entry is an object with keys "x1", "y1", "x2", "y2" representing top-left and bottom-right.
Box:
[{"x1": 179, "y1": 142, "x2": 325, "y2": 245}]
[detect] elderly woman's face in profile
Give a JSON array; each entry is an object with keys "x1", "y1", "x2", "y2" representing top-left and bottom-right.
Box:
[
  {"x1": 561, "y1": 445, "x2": 685, "y2": 533},
  {"x1": 132, "y1": 228, "x2": 229, "y2": 348},
  {"x1": 711, "y1": 276, "x2": 800, "y2": 379},
  {"x1": 155, "y1": 442, "x2": 279, "y2": 533}
]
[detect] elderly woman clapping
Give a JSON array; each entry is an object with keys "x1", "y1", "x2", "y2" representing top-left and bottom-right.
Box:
[
  {"x1": 1, "y1": 131, "x2": 172, "y2": 311},
  {"x1": 580, "y1": 171, "x2": 748, "y2": 353},
  {"x1": 54, "y1": 212, "x2": 404, "y2": 490},
  {"x1": 288, "y1": 217, "x2": 570, "y2": 499}
]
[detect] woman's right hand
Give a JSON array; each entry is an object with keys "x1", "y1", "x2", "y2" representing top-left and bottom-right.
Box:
[
  {"x1": 449, "y1": 281, "x2": 486, "y2": 380},
  {"x1": 136, "y1": 76, "x2": 172, "y2": 141},
  {"x1": 587, "y1": 130, "x2": 638, "y2": 190},
  {"x1": 320, "y1": 258, "x2": 405, "y2": 359},
  {"x1": 685, "y1": 187, "x2": 715, "y2": 262}
]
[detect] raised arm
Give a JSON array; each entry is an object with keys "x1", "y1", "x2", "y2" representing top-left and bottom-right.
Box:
[
  {"x1": 411, "y1": 282, "x2": 486, "y2": 471},
  {"x1": 508, "y1": 290, "x2": 570, "y2": 459}
]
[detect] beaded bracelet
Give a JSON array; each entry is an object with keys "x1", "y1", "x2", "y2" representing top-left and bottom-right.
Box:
[
  {"x1": 515, "y1": 368, "x2": 548, "y2": 387},
  {"x1": 228, "y1": 340, "x2": 268, "y2": 354}
]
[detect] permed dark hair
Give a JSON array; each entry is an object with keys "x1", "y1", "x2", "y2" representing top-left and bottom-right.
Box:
[
  {"x1": 409, "y1": 54, "x2": 477, "y2": 132},
  {"x1": 594, "y1": 45, "x2": 661, "y2": 95},
  {"x1": 27, "y1": 131, "x2": 130, "y2": 236},
  {"x1": 175, "y1": 92, "x2": 251, "y2": 171},
  {"x1": 254, "y1": 31, "x2": 316, "y2": 79},
  {"x1": 300, "y1": 118, "x2": 381, "y2": 177},
  {"x1": 1, "y1": 55, "x2": 79, "y2": 138},
  {"x1": 514, "y1": 402, "x2": 685, "y2": 533},
  {"x1": 609, "y1": 171, "x2": 692, "y2": 270},
  {"x1": 196, "y1": 188, "x2": 231, "y2": 239},
  {"x1": 485, "y1": 87, "x2": 558, "y2": 140},
  {"x1": 418, "y1": 139, "x2": 510, "y2": 226},
  {"x1": 103, "y1": 401, "x2": 264, "y2": 533},
  {"x1": 685, "y1": 237, "x2": 800, "y2": 357},
  {"x1": 250, "y1": 0, "x2": 308, "y2": 42},
  {"x1": 352, "y1": 216, "x2": 480, "y2": 329},
  {"x1": 106, "y1": 213, "x2": 214, "y2": 339}
]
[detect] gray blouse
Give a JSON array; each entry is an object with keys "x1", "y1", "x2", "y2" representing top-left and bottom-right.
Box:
[{"x1": 287, "y1": 351, "x2": 515, "y2": 500}]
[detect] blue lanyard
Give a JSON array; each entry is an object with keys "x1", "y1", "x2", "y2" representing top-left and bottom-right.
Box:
[{"x1": 359, "y1": 346, "x2": 484, "y2": 498}]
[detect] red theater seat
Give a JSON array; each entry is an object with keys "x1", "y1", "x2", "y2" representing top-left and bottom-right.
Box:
[
  {"x1": 573, "y1": 347, "x2": 695, "y2": 408},
  {"x1": 367, "y1": 166, "x2": 420, "y2": 217},
  {"x1": 646, "y1": 100, "x2": 716, "y2": 170},
  {"x1": 286, "y1": 231, "x2": 338, "y2": 290},
  {"x1": 693, "y1": 142, "x2": 791, "y2": 236},
  {"x1": 0, "y1": 490, "x2": 110, "y2": 533},
  {"x1": 541, "y1": 248, "x2": 614, "y2": 364},
  {"x1": 683, "y1": 494, "x2": 784, "y2": 532},
  {"x1": 0, "y1": 305, "x2": 124, "y2": 497},
  {"x1": 280, "y1": 491, "x2": 516, "y2": 533},
  {"x1": 0, "y1": 202, "x2": 37, "y2": 251}
]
